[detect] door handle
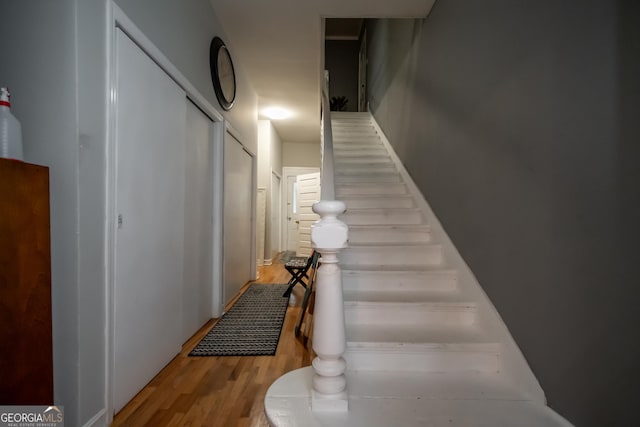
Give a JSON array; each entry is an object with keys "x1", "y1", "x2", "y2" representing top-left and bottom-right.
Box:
[{"x1": 295, "y1": 220, "x2": 300, "y2": 224}]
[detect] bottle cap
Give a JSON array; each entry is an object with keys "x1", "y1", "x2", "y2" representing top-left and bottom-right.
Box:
[{"x1": 0, "y1": 87, "x2": 10, "y2": 107}]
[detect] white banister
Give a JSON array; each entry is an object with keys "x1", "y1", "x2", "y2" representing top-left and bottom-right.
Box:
[
  {"x1": 310, "y1": 71, "x2": 349, "y2": 412},
  {"x1": 319, "y1": 71, "x2": 336, "y2": 201}
]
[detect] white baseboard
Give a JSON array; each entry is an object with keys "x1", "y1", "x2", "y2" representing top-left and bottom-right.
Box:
[{"x1": 83, "y1": 408, "x2": 106, "y2": 427}]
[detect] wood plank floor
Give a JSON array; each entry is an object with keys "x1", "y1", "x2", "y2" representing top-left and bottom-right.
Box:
[{"x1": 112, "y1": 259, "x2": 314, "y2": 427}]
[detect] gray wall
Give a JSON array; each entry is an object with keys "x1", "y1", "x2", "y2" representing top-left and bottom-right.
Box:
[
  {"x1": 325, "y1": 40, "x2": 359, "y2": 112},
  {"x1": 366, "y1": 1, "x2": 640, "y2": 425}
]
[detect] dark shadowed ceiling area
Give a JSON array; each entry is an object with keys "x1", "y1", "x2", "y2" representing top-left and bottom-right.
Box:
[{"x1": 210, "y1": 0, "x2": 435, "y2": 142}]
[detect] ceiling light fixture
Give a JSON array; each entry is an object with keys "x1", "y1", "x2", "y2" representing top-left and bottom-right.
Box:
[{"x1": 262, "y1": 106, "x2": 292, "y2": 120}]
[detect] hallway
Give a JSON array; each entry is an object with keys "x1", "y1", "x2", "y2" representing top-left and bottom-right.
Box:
[{"x1": 112, "y1": 260, "x2": 313, "y2": 427}]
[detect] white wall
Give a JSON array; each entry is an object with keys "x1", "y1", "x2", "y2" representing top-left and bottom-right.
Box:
[
  {"x1": 0, "y1": 1, "x2": 83, "y2": 424},
  {"x1": 257, "y1": 120, "x2": 284, "y2": 263},
  {"x1": 270, "y1": 124, "x2": 283, "y2": 175},
  {"x1": 77, "y1": 1, "x2": 110, "y2": 423},
  {"x1": 266, "y1": 124, "x2": 283, "y2": 261},
  {"x1": 257, "y1": 121, "x2": 271, "y2": 264},
  {"x1": 114, "y1": 0, "x2": 258, "y2": 153},
  {"x1": 258, "y1": 121, "x2": 272, "y2": 187},
  {"x1": 1, "y1": 1, "x2": 259, "y2": 425},
  {"x1": 282, "y1": 141, "x2": 321, "y2": 167}
]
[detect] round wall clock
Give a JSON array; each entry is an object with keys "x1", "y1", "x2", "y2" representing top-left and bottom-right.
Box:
[{"x1": 209, "y1": 36, "x2": 236, "y2": 111}]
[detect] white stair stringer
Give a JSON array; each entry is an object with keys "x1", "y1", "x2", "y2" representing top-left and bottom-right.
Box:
[{"x1": 264, "y1": 112, "x2": 572, "y2": 426}]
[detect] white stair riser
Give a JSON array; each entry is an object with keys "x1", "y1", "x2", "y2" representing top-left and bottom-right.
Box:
[
  {"x1": 344, "y1": 303, "x2": 477, "y2": 326},
  {"x1": 334, "y1": 142, "x2": 384, "y2": 148},
  {"x1": 335, "y1": 154, "x2": 391, "y2": 163},
  {"x1": 333, "y1": 130, "x2": 378, "y2": 136},
  {"x1": 341, "y1": 210, "x2": 423, "y2": 225},
  {"x1": 334, "y1": 142, "x2": 382, "y2": 148},
  {"x1": 334, "y1": 144, "x2": 386, "y2": 152},
  {"x1": 336, "y1": 174, "x2": 402, "y2": 184},
  {"x1": 334, "y1": 145, "x2": 383, "y2": 153},
  {"x1": 333, "y1": 122, "x2": 372, "y2": 125},
  {"x1": 342, "y1": 270, "x2": 456, "y2": 292},
  {"x1": 342, "y1": 197, "x2": 414, "y2": 209},
  {"x1": 336, "y1": 158, "x2": 394, "y2": 166},
  {"x1": 348, "y1": 226, "x2": 430, "y2": 243},
  {"x1": 335, "y1": 167, "x2": 397, "y2": 175},
  {"x1": 335, "y1": 144, "x2": 387, "y2": 152},
  {"x1": 335, "y1": 165, "x2": 398, "y2": 174},
  {"x1": 344, "y1": 347, "x2": 500, "y2": 373},
  {"x1": 332, "y1": 122, "x2": 372, "y2": 127},
  {"x1": 336, "y1": 183, "x2": 407, "y2": 196},
  {"x1": 340, "y1": 245, "x2": 443, "y2": 266}
]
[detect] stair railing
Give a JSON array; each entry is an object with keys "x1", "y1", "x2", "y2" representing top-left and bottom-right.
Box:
[{"x1": 309, "y1": 71, "x2": 349, "y2": 412}]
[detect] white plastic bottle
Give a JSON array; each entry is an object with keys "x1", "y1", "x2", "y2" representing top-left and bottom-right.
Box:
[{"x1": 0, "y1": 87, "x2": 23, "y2": 161}]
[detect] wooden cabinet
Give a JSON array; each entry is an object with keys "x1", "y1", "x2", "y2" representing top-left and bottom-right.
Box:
[{"x1": 0, "y1": 158, "x2": 53, "y2": 404}]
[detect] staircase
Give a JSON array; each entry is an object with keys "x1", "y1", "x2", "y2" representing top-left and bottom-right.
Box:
[{"x1": 265, "y1": 112, "x2": 572, "y2": 426}]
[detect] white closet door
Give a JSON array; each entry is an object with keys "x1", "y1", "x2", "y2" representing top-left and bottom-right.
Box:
[
  {"x1": 182, "y1": 100, "x2": 214, "y2": 342},
  {"x1": 223, "y1": 133, "x2": 253, "y2": 304},
  {"x1": 114, "y1": 29, "x2": 186, "y2": 412}
]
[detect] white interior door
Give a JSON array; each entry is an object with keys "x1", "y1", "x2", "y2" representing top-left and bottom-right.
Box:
[
  {"x1": 182, "y1": 99, "x2": 214, "y2": 343},
  {"x1": 114, "y1": 29, "x2": 186, "y2": 412},
  {"x1": 295, "y1": 172, "x2": 321, "y2": 256},
  {"x1": 223, "y1": 133, "x2": 253, "y2": 305},
  {"x1": 282, "y1": 167, "x2": 319, "y2": 252}
]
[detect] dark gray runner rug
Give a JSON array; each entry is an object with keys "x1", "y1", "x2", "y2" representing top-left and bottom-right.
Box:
[
  {"x1": 189, "y1": 284, "x2": 289, "y2": 357},
  {"x1": 278, "y1": 250, "x2": 296, "y2": 263}
]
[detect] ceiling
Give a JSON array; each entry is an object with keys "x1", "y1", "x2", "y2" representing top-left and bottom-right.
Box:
[
  {"x1": 210, "y1": 0, "x2": 435, "y2": 143},
  {"x1": 325, "y1": 18, "x2": 363, "y2": 40}
]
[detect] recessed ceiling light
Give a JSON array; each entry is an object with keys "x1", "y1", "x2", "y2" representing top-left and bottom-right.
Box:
[{"x1": 262, "y1": 106, "x2": 292, "y2": 120}]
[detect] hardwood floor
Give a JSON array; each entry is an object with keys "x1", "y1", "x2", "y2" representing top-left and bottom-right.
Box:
[{"x1": 112, "y1": 259, "x2": 313, "y2": 427}]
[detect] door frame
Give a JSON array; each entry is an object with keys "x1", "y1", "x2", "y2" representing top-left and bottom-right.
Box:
[
  {"x1": 281, "y1": 167, "x2": 320, "y2": 253},
  {"x1": 266, "y1": 169, "x2": 282, "y2": 264},
  {"x1": 358, "y1": 27, "x2": 367, "y2": 112},
  {"x1": 106, "y1": 4, "x2": 226, "y2": 423}
]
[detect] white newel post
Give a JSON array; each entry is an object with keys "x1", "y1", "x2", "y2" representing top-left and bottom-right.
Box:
[{"x1": 310, "y1": 200, "x2": 349, "y2": 412}]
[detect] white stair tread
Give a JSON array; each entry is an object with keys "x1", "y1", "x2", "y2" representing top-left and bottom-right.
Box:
[
  {"x1": 345, "y1": 300, "x2": 476, "y2": 310},
  {"x1": 343, "y1": 289, "x2": 464, "y2": 304},
  {"x1": 343, "y1": 207, "x2": 421, "y2": 213},
  {"x1": 346, "y1": 323, "x2": 492, "y2": 345},
  {"x1": 342, "y1": 194, "x2": 414, "y2": 201},
  {"x1": 341, "y1": 264, "x2": 454, "y2": 272},
  {"x1": 346, "y1": 241, "x2": 431, "y2": 247},
  {"x1": 265, "y1": 368, "x2": 572, "y2": 427},
  {"x1": 348, "y1": 224, "x2": 429, "y2": 231}
]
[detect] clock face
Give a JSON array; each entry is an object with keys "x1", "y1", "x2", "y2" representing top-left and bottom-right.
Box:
[
  {"x1": 210, "y1": 37, "x2": 236, "y2": 110},
  {"x1": 217, "y1": 46, "x2": 235, "y2": 103}
]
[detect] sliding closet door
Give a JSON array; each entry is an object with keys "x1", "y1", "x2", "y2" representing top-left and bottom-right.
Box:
[
  {"x1": 223, "y1": 133, "x2": 253, "y2": 304},
  {"x1": 182, "y1": 100, "x2": 214, "y2": 342},
  {"x1": 113, "y1": 29, "x2": 186, "y2": 412}
]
